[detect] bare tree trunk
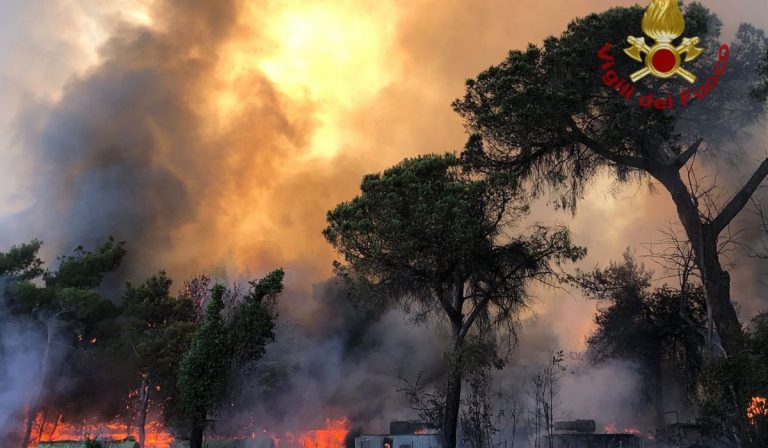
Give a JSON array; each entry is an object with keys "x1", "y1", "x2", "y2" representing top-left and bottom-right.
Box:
[
  {"x1": 48, "y1": 412, "x2": 61, "y2": 440},
  {"x1": 137, "y1": 374, "x2": 150, "y2": 448},
  {"x1": 190, "y1": 415, "x2": 205, "y2": 448},
  {"x1": 442, "y1": 323, "x2": 464, "y2": 448},
  {"x1": 21, "y1": 318, "x2": 55, "y2": 448},
  {"x1": 654, "y1": 166, "x2": 747, "y2": 447},
  {"x1": 651, "y1": 356, "x2": 665, "y2": 430},
  {"x1": 654, "y1": 168, "x2": 742, "y2": 355},
  {"x1": 35, "y1": 409, "x2": 47, "y2": 444}
]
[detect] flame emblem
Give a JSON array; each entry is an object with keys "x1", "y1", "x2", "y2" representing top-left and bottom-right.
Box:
[{"x1": 624, "y1": 0, "x2": 703, "y2": 83}]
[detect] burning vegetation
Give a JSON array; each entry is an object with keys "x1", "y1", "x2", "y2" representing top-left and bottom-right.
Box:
[
  {"x1": 747, "y1": 397, "x2": 768, "y2": 425},
  {"x1": 1, "y1": 1, "x2": 768, "y2": 448},
  {"x1": 29, "y1": 415, "x2": 173, "y2": 447},
  {"x1": 27, "y1": 415, "x2": 351, "y2": 448}
]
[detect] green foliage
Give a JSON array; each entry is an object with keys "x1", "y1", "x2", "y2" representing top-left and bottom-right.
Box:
[
  {"x1": 0, "y1": 238, "x2": 128, "y2": 446},
  {"x1": 123, "y1": 271, "x2": 195, "y2": 330},
  {"x1": 576, "y1": 253, "x2": 707, "y2": 406},
  {"x1": 325, "y1": 154, "x2": 583, "y2": 448},
  {"x1": 178, "y1": 285, "x2": 231, "y2": 422},
  {"x1": 228, "y1": 269, "x2": 282, "y2": 364},
  {"x1": 0, "y1": 239, "x2": 44, "y2": 280},
  {"x1": 4, "y1": 238, "x2": 125, "y2": 338},
  {"x1": 176, "y1": 270, "x2": 282, "y2": 438},
  {"x1": 324, "y1": 154, "x2": 584, "y2": 323},
  {"x1": 120, "y1": 271, "x2": 196, "y2": 419},
  {"x1": 45, "y1": 237, "x2": 126, "y2": 289},
  {"x1": 453, "y1": 4, "x2": 766, "y2": 211}
]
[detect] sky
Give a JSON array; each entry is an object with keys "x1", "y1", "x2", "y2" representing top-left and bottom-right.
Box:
[{"x1": 0, "y1": 0, "x2": 767, "y2": 356}]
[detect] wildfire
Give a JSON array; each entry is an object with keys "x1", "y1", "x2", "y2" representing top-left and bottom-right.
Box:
[
  {"x1": 28, "y1": 413, "x2": 348, "y2": 448},
  {"x1": 30, "y1": 413, "x2": 174, "y2": 448},
  {"x1": 747, "y1": 396, "x2": 768, "y2": 424},
  {"x1": 274, "y1": 418, "x2": 350, "y2": 448},
  {"x1": 603, "y1": 423, "x2": 642, "y2": 435}
]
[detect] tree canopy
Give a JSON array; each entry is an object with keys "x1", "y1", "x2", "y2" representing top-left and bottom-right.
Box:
[
  {"x1": 177, "y1": 270, "x2": 282, "y2": 448},
  {"x1": 120, "y1": 271, "x2": 196, "y2": 447},
  {"x1": 453, "y1": 1, "x2": 768, "y2": 357},
  {"x1": 324, "y1": 154, "x2": 584, "y2": 448},
  {"x1": 576, "y1": 252, "x2": 707, "y2": 426},
  {"x1": 1, "y1": 238, "x2": 127, "y2": 448}
]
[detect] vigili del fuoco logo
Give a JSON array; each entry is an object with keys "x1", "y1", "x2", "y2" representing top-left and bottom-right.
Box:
[{"x1": 597, "y1": 0, "x2": 730, "y2": 110}]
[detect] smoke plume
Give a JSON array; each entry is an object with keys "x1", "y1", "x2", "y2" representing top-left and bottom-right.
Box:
[{"x1": 1, "y1": 0, "x2": 767, "y2": 440}]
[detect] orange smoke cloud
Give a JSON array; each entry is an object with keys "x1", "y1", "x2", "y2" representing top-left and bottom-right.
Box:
[{"x1": 2, "y1": 0, "x2": 767, "y2": 347}]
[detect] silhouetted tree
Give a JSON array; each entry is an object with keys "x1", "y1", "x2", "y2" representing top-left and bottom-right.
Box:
[
  {"x1": 120, "y1": 272, "x2": 196, "y2": 448},
  {"x1": 2, "y1": 238, "x2": 126, "y2": 448},
  {"x1": 454, "y1": 2, "x2": 767, "y2": 361},
  {"x1": 177, "y1": 269, "x2": 282, "y2": 448},
  {"x1": 0, "y1": 240, "x2": 43, "y2": 281},
  {"x1": 576, "y1": 252, "x2": 707, "y2": 427},
  {"x1": 324, "y1": 154, "x2": 584, "y2": 448},
  {"x1": 699, "y1": 313, "x2": 768, "y2": 447}
]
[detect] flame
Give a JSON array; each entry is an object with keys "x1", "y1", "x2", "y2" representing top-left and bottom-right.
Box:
[
  {"x1": 747, "y1": 396, "x2": 768, "y2": 424},
  {"x1": 276, "y1": 418, "x2": 350, "y2": 448},
  {"x1": 213, "y1": 1, "x2": 398, "y2": 160},
  {"x1": 29, "y1": 410, "x2": 348, "y2": 448},
  {"x1": 642, "y1": 0, "x2": 686, "y2": 43},
  {"x1": 29, "y1": 412, "x2": 174, "y2": 448},
  {"x1": 603, "y1": 423, "x2": 642, "y2": 435}
]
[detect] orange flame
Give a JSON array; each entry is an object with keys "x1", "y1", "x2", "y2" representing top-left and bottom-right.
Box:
[
  {"x1": 603, "y1": 423, "x2": 642, "y2": 435},
  {"x1": 29, "y1": 412, "x2": 348, "y2": 448},
  {"x1": 275, "y1": 418, "x2": 350, "y2": 448},
  {"x1": 747, "y1": 396, "x2": 768, "y2": 424},
  {"x1": 29, "y1": 413, "x2": 174, "y2": 448}
]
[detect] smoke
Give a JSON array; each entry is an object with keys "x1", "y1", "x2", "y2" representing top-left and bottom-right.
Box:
[
  {"x1": 0, "y1": 281, "x2": 44, "y2": 441},
  {"x1": 0, "y1": 0, "x2": 767, "y2": 440},
  {"x1": 217, "y1": 279, "x2": 449, "y2": 434},
  {"x1": 558, "y1": 362, "x2": 646, "y2": 430}
]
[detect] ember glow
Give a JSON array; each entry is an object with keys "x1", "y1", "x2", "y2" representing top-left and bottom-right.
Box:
[
  {"x1": 602, "y1": 423, "x2": 643, "y2": 435},
  {"x1": 747, "y1": 396, "x2": 768, "y2": 424},
  {"x1": 276, "y1": 418, "x2": 350, "y2": 448},
  {"x1": 29, "y1": 412, "x2": 173, "y2": 448},
  {"x1": 1, "y1": 1, "x2": 768, "y2": 447},
  {"x1": 30, "y1": 414, "x2": 349, "y2": 448}
]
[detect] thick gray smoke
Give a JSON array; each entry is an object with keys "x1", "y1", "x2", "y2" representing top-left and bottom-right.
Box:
[
  {"x1": 0, "y1": 283, "x2": 44, "y2": 441},
  {"x1": 4, "y1": 0, "x2": 312, "y2": 283},
  {"x1": 217, "y1": 280, "x2": 450, "y2": 434},
  {"x1": 212, "y1": 278, "x2": 649, "y2": 438},
  {"x1": 1, "y1": 0, "x2": 767, "y2": 444}
]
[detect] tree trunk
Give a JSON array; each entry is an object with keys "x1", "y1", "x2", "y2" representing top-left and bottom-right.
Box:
[
  {"x1": 654, "y1": 169, "x2": 742, "y2": 355},
  {"x1": 21, "y1": 318, "x2": 56, "y2": 448},
  {"x1": 35, "y1": 409, "x2": 47, "y2": 444},
  {"x1": 651, "y1": 355, "x2": 664, "y2": 430},
  {"x1": 137, "y1": 374, "x2": 150, "y2": 448},
  {"x1": 190, "y1": 415, "x2": 205, "y2": 448},
  {"x1": 655, "y1": 167, "x2": 744, "y2": 446},
  {"x1": 698, "y1": 228, "x2": 741, "y2": 354},
  {"x1": 442, "y1": 324, "x2": 464, "y2": 448}
]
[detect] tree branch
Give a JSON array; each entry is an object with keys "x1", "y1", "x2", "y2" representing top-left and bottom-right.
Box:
[
  {"x1": 459, "y1": 295, "x2": 492, "y2": 342},
  {"x1": 568, "y1": 118, "x2": 647, "y2": 170},
  {"x1": 712, "y1": 158, "x2": 768, "y2": 234},
  {"x1": 675, "y1": 138, "x2": 703, "y2": 167}
]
